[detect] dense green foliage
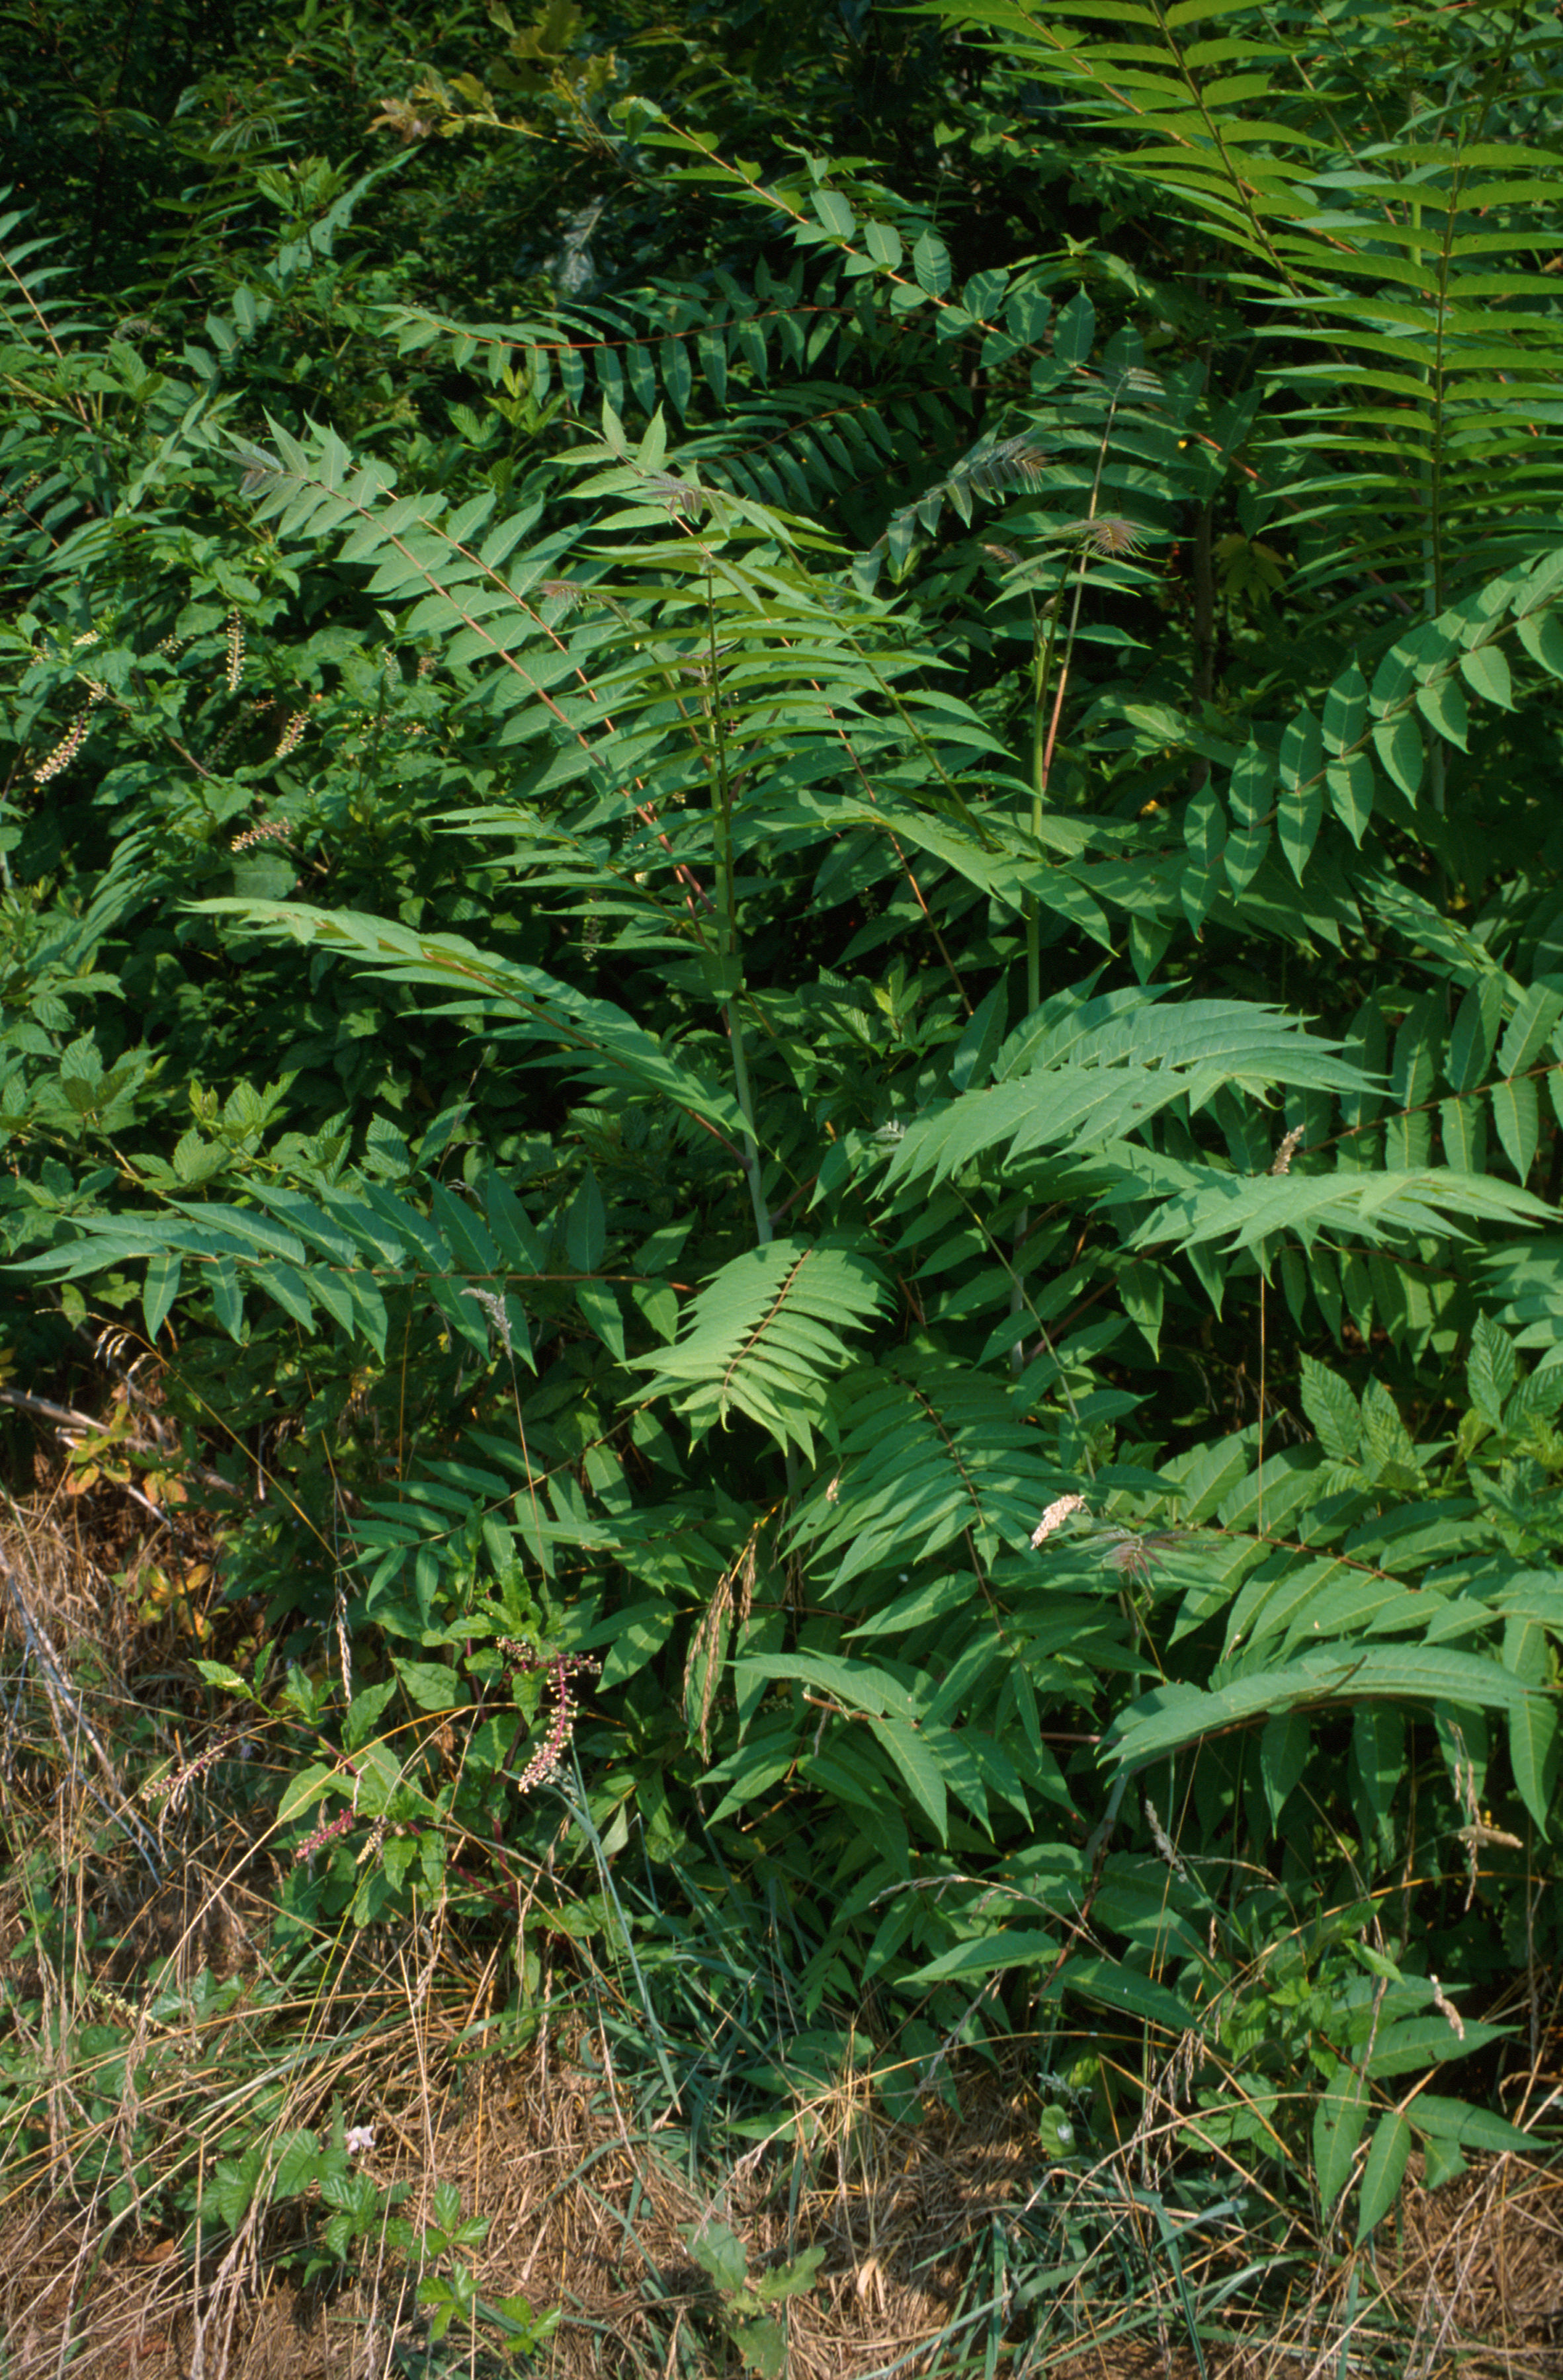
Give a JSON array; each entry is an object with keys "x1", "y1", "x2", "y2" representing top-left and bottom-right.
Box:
[{"x1": 3, "y1": 0, "x2": 1562, "y2": 2351}]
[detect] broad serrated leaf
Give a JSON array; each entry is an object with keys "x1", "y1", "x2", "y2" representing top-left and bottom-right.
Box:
[
  {"x1": 1313, "y1": 2067, "x2": 1369, "y2": 2213},
  {"x1": 1326, "y1": 752, "x2": 1374, "y2": 844},
  {"x1": 1042, "y1": 1954, "x2": 1196, "y2": 2033},
  {"x1": 1373, "y1": 710, "x2": 1423, "y2": 796},
  {"x1": 1258, "y1": 1706, "x2": 1310, "y2": 1832},
  {"x1": 1298, "y1": 1354, "x2": 1361, "y2": 1462},
  {"x1": 866, "y1": 1711, "x2": 949, "y2": 1841},
  {"x1": 142, "y1": 1251, "x2": 182, "y2": 1342},
  {"x1": 1445, "y1": 977, "x2": 1504, "y2": 1095},
  {"x1": 1279, "y1": 776, "x2": 1324, "y2": 882},
  {"x1": 1490, "y1": 1075, "x2": 1539, "y2": 1181},
  {"x1": 1499, "y1": 983, "x2": 1563, "y2": 1079},
  {"x1": 911, "y1": 229, "x2": 952, "y2": 297},
  {"x1": 1356, "y1": 2110, "x2": 1412, "y2": 2240},
  {"x1": 1466, "y1": 1313, "x2": 1516, "y2": 1431},
  {"x1": 1106, "y1": 1645, "x2": 1531, "y2": 1771},
  {"x1": 1507, "y1": 1685, "x2": 1559, "y2": 1838},
  {"x1": 1052, "y1": 288, "x2": 1095, "y2": 366},
  {"x1": 278, "y1": 1762, "x2": 343, "y2": 1826},
  {"x1": 1410, "y1": 2096, "x2": 1535, "y2": 2156},
  {"x1": 1459, "y1": 643, "x2": 1513, "y2": 709}
]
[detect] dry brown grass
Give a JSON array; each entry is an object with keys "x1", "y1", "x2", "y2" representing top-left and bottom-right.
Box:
[{"x1": 1, "y1": 2039, "x2": 1559, "y2": 2380}]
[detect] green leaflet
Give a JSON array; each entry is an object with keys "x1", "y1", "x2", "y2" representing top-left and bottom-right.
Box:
[
  {"x1": 731, "y1": 1650, "x2": 918, "y2": 1725},
  {"x1": 1312, "y1": 2067, "x2": 1369, "y2": 2215},
  {"x1": 1356, "y1": 2110, "x2": 1413, "y2": 2242},
  {"x1": 1409, "y1": 2096, "x2": 1535, "y2": 2156},
  {"x1": 1040, "y1": 1955, "x2": 1196, "y2": 2035},
  {"x1": 904, "y1": 1928, "x2": 1068, "y2": 1987}
]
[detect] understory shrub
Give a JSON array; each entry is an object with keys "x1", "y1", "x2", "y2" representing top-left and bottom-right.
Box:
[{"x1": 0, "y1": 0, "x2": 1559, "y2": 2338}]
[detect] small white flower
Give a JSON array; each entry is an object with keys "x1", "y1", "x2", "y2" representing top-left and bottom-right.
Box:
[{"x1": 345, "y1": 2125, "x2": 376, "y2": 2156}]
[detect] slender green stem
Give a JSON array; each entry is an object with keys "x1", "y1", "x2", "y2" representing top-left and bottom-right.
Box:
[
  {"x1": 725, "y1": 1001, "x2": 769, "y2": 1247},
  {"x1": 1012, "y1": 395, "x2": 1125, "y2": 1366},
  {"x1": 1024, "y1": 618, "x2": 1048, "y2": 1016},
  {"x1": 701, "y1": 568, "x2": 770, "y2": 1250}
]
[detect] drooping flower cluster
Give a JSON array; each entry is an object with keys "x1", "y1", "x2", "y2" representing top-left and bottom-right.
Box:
[
  {"x1": 462, "y1": 1285, "x2": 515, "y2": 1358},
  {"x1": 274, "y1": 706, "x2": 309, "y2": 758},
  {"x1": 1270, "y1": 1124, "x2": 1306, "y2": 1176},
  {"x1": 291, "y1": 1751, "x2": 364, "y2": 1862},
  {"x1": 1031, "y1": 1493, "x2": 1089, "y2": 1547},
  {"x1": 293, "y1": 1807, "x2": 357, "y2": 1863},
  {"x1": 142, "y1": 1727, "x2": 244, "y2": 1817},
  {"x1": 231, "y1": 815, "x2": 294, "y2": 852},
  {"x1": 499, "y1": 1637, "x2": 600, "y2": 1791},
  {"x1": 34, "y1": 682, "x2": 106, "y2": 785}
]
